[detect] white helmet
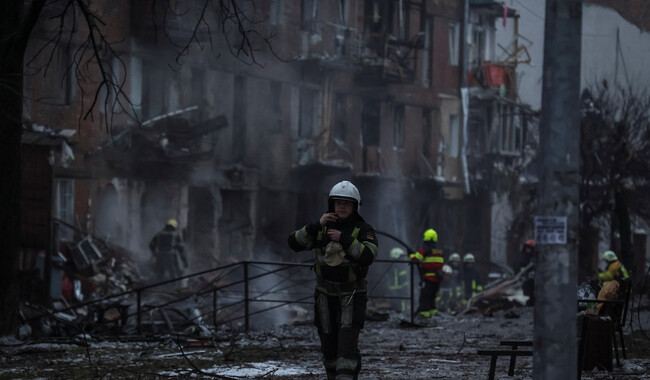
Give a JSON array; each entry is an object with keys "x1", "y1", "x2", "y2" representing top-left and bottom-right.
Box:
[
  {"x1": 449, "y1": 253, "x2": 461, "y2": 262},
  {"x1": 442, "y1": 264, "x2": 453, "y2": 275},
  {"x1": 463, "y1": 253, "x2": 475, "y2": 263},
  {"x1": 390, "y1": 247, "x2": 405, "y2": 259},
  {"x1": 328, "y1": 181, "x2": 361, "y2": 211},
  {"x1": 602, "y1": 250, "x2": 618, "y2": 262}
]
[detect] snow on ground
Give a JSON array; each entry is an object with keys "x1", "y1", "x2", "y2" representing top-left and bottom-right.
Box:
[{"x1": 1, "y1": 305, "x2": 650, "y2": 379}]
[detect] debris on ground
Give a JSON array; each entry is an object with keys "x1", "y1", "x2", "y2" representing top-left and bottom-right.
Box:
[{"x1": 3, "y1": 306, "x2": 650, "y2": 379}]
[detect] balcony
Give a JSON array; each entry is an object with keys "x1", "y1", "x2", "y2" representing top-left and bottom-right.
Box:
[
  {"x1": 299, "y1": 21, "x2": 420, "y2": 83},
  {"x1": 299, "y1": 21, "x2": 366, "y2": 71},
  {"x1": 467, "y1": 62, "x2": 517, "y2": 100},
  {"x1": 292, "y1": 132, "x2": 353, "y2": 176},
  {"x1": 355, "y1": 32, "x2": 422, "y2": 84}
]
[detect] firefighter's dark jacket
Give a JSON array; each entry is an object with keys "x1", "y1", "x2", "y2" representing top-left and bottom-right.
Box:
[
  {"x1": 149, "y1": 225, "x2": 185, "y2": 260},
  {"x1": 288, "y1": 213, "x2": 378, "y2": 287}
]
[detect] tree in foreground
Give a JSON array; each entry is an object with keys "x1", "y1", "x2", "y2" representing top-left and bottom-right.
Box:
[
  {"x1": 0, "y1": 0, "x2": 276, "y2": 335},
  {"x1": 580, "y1": 81, "x2": 650, "y2": 280}
]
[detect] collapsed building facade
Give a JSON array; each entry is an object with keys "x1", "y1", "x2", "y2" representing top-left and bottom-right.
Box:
[{"x1": 20, "y1": 0, "x2": 538, "y2": 297}]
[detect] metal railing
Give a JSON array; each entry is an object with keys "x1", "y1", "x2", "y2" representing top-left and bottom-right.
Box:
[{"x1": 27, "y1": 258, "x2": 419, "y2": 335}]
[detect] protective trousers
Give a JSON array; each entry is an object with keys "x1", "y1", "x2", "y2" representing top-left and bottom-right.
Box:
[
  {"x1": 418, "y1": 281, "x2": 440, "y2": 313},
  {"x1": 159, "y1": 253, "x2": 181, "y2": 280},
  {"x1": 314, "y1": 290, "x2": 367, "y2": 380}
]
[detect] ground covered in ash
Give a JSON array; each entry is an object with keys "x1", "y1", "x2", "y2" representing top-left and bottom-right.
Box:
[{"x1": 2, "y1": 306, "x2": 650, "y2": 379}]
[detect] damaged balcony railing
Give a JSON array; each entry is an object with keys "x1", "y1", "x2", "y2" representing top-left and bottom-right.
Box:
[{"x1": 25, "y1": 259, "x2": 418, "y2": 336}]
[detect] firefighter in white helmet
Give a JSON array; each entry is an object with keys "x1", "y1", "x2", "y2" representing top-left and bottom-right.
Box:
[
  {"x1": 437, "y1": 252, "x2": 463, "y2": 313},
  {"x1": 461, "y1": 253, "x2": 483, "y2": 302},
  {"x1": 598, "y1": 250, "x2": 629, "y2": 285},
  {"x1": 388, "y1": 247, "x2": 409, "y2": 312},
  {"x1": 288, "y1": 180, "x2": 378, "y2": 380}
]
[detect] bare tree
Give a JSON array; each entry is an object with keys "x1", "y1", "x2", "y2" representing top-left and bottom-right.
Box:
[
  {"x1": 0, "y1": 0, "x2": 278, "y2": 335},
  {"x1": 579, "y1": 81, "x2": 650, "y2": 279}
]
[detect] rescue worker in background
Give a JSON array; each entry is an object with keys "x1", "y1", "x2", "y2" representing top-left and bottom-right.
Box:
[
  {"x1": 439, "y1": 253, "x2": 463, "y2": 313},
  {"x1": 149, "y1": 219, "x2": 187, "y2": 281},
  {"x1": 288, "y1": 180, "x2": 378, "y2": 380},
  {"x1": 598, "y1": 250, "x2": 629, "y2": 285},
  {"x1": 517, "y1": 240, "x2": 536, "y2": 306},
  {"x1": 461, "y1": 253, "x2": 483, "y2": 302},
  {"x1": 409, "y1": 229, "x2": 444, "y2": 318},
  {"x1": 436, "y1": 264, "x2": 455, "y2": 313},
  {"x1": 388, "y1": 247, "x2": 409, "y2": 312}
]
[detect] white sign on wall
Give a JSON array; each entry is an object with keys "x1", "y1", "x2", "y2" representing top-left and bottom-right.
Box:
[{"x1": 534, "y1": 216, "x2": 567, "y2": 245}]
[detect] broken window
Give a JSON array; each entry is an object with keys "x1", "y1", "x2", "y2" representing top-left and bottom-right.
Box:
[
  {"x1": 301, "y1": 0, "x2": 319, "y2": 31},
  {"x1": 72, "y1": 236, "x2": 103, "y2": 270},
  {"x1": 397, "y1": 0, "x2": 410, "y2": 40},
  {"x1": 129, "y1": 56, "x2": 142, "y2": 118},
  {"x1": 449, "y1": 114, "x2": 460, "y2": 158},
  {"x1": 498, "y1": 103, "x2": 522, "y2": 155},
  {"x1": 233, "y1": 76, "x2": 247, "y2": 161},
  {"x1": 55, "y1": 179, "x2": 74, "y2": 242},
  {"x1": 191, "y1": 67, "x2": 204, "y2": 109},
  {"x1": 422, "y1": 109, "x2": 432, "y2": 158},
  {"x1": 270, "y1": 81, "x2": 283, "y2": 134},
  {"x1": 337, "y1": 0, "x2": 348, "y2": 25},
  {"x1": 289, "y1": 85, "x2": 300, "y2": 140},
  {"x1": 393, "y1": 105, "x2": 405, "y2": 149},
  {"x1": 188, "y1": 186, "x2": 217, "y2": 265},
  {"x1": 437, "y1": 137, "x2": 445, "y2": 176},
  {"x1": 362, "y1": 100, "x2": 380, "y2": 146},
  {"x1": 58, "y1": 48, "x2": 73, "y2": 105},
  {"x1": 362, "y1": 99, "x2": 381, "y2": 172},
  {"x1": 468, "y1": 14, "x2": 495, "y2": 67},
  {"x1": 364, "y1": 0, "x2": 389, "y2": 34},
  {"x1": 449, "y1": 22, "x2": 460, "y2": 66},
  {"x1": 99, "y1": 57, "x2": 125, "y2": 127},
  {"x1": 299, "y1": 87, "x2": 318, "y2": 139},
  {"x1": 269, "y1": 0, "x2": 284, "y2": 26},
  {"x1": 333, "y1": 94, "x2": 347, "y2": 142},
  {"x1": 422, "y1": 16, "x2": 432, "y2": 87},
  {"x1": 141, "y1": 61, "x2": 167, "y2": 121},
  {"x1": 219, "y1": 190, "x2": 251, "y2": 258},
  {"x1": 469, "y1": 18, "x2": 486, "y2": 67}
]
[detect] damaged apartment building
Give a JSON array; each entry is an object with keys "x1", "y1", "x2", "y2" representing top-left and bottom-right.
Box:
[{"x1": 21, "y1": 0, "x2": 537, "y2": 285}]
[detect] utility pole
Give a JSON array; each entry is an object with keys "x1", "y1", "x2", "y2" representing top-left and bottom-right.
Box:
[{"x1": 534, "y1": 1, "x2": 582, "y2": 379}]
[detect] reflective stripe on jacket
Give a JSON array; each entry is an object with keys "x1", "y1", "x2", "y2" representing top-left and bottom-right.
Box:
[
  {"x1": 410, "y1": 248, "x2": 444, "y2": 282},
  {"x1": 288, "y1": 213, "x2": 378, "y2": 293},
  {"x1": 599, "y1": 260, "x2": 629, "y2": 283}
]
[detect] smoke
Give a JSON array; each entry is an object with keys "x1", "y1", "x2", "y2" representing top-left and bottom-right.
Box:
[{"x1": 245, "y1": 243, "x2": 313, "y2": 329}]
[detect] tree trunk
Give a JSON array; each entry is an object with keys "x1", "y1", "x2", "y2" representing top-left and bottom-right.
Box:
[
  {"x1": 0, "y1": 1, "x2": 25, "y2": 335},
  {"x1": 578, "y1": 222, "x2": 599, "y2": 283}
]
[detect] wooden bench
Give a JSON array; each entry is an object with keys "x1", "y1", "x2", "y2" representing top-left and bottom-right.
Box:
[{"x1": 477, "y1": 340, "x2": 533, "y2": 380}]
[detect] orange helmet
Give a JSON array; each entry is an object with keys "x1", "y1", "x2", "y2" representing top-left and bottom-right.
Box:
[{"x1": 524, "y1": 239, "x2": 535, "y2": 248}]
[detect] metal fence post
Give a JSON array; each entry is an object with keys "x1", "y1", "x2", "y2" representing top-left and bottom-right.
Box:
[
  {"x1": 212, "y1": 289, "x2": 217, "y2": 327},
  {"x1": 136, "y1": 290, "x2": 142, "y2": 335},
  {"x1": 244, "y1": 262, "x2": 249, "y2": 332},
  {"x1": 410, "y1": 262, "x2": 415, "y2": 324}
]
